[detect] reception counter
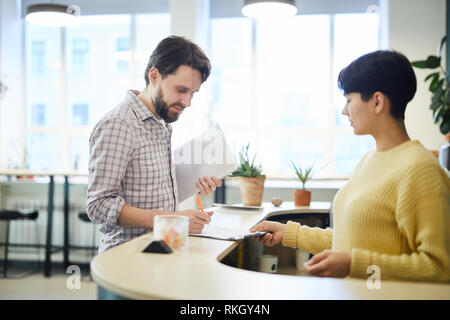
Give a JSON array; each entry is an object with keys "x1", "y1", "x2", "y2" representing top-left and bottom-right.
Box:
[{"x1": 90, "y1": 202, "x2": 450, "y2": 300}]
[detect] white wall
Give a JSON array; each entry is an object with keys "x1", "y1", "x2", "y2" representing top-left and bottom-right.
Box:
[{"x1": 384, "y1": 0, "x2": 446, "y2": 150}]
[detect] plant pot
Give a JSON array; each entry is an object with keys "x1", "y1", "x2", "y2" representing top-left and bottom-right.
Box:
[
  {"x1": 294, "y1": 189, "x2": 311, "y2": 206},
  {"x1": 239, "y1": 176, "x2": 266, "y2": 206}
]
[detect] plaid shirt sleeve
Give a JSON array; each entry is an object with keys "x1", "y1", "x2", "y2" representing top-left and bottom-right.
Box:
[{"x1": 86, "y1": 116, "x2": 134, "y2": 234}]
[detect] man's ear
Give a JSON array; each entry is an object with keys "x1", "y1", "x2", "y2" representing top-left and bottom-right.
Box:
[
  {"x1": 148, "y1": 67, "x2": 160, "y2": 87},
  {"x1": 373, "y1": 91, "x2": 387, "y2": 115}
]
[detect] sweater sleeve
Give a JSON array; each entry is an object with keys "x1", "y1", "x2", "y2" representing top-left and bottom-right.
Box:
[
  {"x1": 282, "y1": 221, "x2": 333, "y2": 254},
  {"x1": 350, "y1": 162, "x2": 450, "y2": 282}
]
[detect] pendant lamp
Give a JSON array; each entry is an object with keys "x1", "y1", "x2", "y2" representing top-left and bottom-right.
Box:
[
  {"x1": 26, "y1": 4, "x2": 80, "y2": 27},
  {"x1": 242, "y1": 0, "x2": 297, "y2": 19}
]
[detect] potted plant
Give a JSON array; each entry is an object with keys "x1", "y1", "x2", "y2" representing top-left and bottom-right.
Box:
[
  {"x1": 411, "y1": 35, "x2": 450, "y2": 169},
  {"x1": 229, "y1": 144, "x2": 266, "y2": 206},
  {"x1": 289, "y1": 161, "x2": 315, "y2": 206}
]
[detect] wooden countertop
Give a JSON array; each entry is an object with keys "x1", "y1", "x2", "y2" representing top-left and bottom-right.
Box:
[{"x1": 90, "y1": 201, "x2": 450, "y2": 300}]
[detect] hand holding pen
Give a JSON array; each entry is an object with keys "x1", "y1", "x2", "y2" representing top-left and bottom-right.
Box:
[{"x1": 178, "y1": 197, "x2": 213, "y2": 234}]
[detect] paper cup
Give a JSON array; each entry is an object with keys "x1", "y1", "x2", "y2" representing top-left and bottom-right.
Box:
[{"x1": 258, "y1": 254, "x2": 278, "y2": 273}]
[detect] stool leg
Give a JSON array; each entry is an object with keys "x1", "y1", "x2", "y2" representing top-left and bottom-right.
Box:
[
  {"x1": 35, "y1": 219, "x2": 41, "y2": 270},
  {"x1": 4, "y1": 221, "x2": 10, "y2": 277}
]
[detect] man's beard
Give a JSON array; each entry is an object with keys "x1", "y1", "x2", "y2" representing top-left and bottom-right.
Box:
[{"x1": 153, "y1": 88, "x2": 183, "y2": 123}]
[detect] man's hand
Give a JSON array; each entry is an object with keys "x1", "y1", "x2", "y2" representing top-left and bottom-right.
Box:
[
  {"x1": 303, "y1": 250, "x2": 351, "y2": 278},
  {"x1": 196, "y1": 176, "x2": 222, "y2": 196},
  {"x1": 249, "y1": 221, "x2": 286, "y2": 247},
  {"x1": 179, "y1": 209, "x2": 213, "y2": 234}
]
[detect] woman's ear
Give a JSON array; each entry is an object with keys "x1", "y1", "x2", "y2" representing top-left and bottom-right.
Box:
[{"x1": 373, "y1": 91, "x2": 387, "y2": 115}]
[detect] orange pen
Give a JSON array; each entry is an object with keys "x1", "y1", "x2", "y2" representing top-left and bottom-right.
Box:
[{"x1": 195, "y1": 196, "x2": 204, "y2": 213}]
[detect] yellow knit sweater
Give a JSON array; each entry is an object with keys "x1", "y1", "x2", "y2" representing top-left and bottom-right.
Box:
[{"x1": 282, "y1": 140, "x2": 450, "y2": 282}]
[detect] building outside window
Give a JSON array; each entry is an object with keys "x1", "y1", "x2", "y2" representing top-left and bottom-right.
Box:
[
  {"x1": 71, "y1": 103, "x2": 89, "y2": 126},
  {"x1": 72, "y1": 38, "x2": 89, "y2": 73}
]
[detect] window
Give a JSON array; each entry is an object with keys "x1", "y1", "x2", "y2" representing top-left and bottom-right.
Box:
[
  {"x1": 71, "y1": 103, "x2": 89, "y2": 126},
  {"x1": 31, "y1": 40, "x2": 46, "y2": 72},
  {"x1": 210, "y1": 12, "x2": 379, "y2": 178},
  {"x1": 72, "y1": 38, "x2": 89, "y2": 73},
  {"x1": 31, "y1": 103, "x2": 46, "y2": 126},
  {"x1": 24, "y1": 14, "x2": 171, "y2": 171},
  {"x1": 116, "y1": 36, "x2": 130, "y2": 72}
]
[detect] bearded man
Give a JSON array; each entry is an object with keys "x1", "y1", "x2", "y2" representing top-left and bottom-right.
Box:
[{"x1": 86, "y1": 36, "x2": 221, "y2": 252}]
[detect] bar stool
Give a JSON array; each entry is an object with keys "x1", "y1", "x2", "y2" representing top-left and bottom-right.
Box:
[{"x1": 0, "y1": 209, "x2": 40, "y2": 278}]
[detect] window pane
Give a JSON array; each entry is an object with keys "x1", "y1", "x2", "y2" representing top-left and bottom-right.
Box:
[
  {"x1": 69, "y1": 137, "x2": 89, "y2": 172},
  {"x1": 256, "y1": 15, "x2": 330, "y2": 129},
  {"x1": 25, "y1": 24, "x2": 61, "y2": 127},
  {"x1": 334, "y1": 133, "x2": 375, "y2": 175},
  {"x1": 135, "y1": 14, "x2": 171, "y2": 89},
  {"x1": 26, "y1": 133, "x2": 60, "y2": 170},
  {"x1": 71, "y1": 103, "x2": 89, "y2": 126},
  {"x1": 210, "y1": 18, "x2": 252, "y2": 130},
  {"x1": 66, "y1": 15, "x2": 131, "y2": 127},
  {"x1": 333, "y1": 12, "x2": 379, "y2": 127},
  {"x1": 256, "y1": 15, "x2": 330, "y2": 175},
  {"x1": 279, "y1": 136, "x2": 325, "y2": 178}
]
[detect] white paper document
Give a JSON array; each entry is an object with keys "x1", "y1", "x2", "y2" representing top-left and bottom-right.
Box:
[
  {"x1": 189, "y1": 225, "x2": 268, "y2": 241},
  {"x1": 174, "y1": 124, "x2": 237, "y2": 202}
]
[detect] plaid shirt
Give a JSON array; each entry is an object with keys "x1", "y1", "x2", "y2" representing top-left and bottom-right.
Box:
[{"x1": 86, "y1": 90, "x2": 178, "y2": 252}]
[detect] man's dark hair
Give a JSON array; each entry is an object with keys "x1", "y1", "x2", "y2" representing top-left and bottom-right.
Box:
[
  {"x1": 144, "y1": 36, "x2": 211, "y2": 86},
  {"x1": 337, "y1": 50, "x2": 417, "y2": 120}
]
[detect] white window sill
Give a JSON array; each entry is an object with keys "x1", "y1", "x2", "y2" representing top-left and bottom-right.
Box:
[{"x1": 224, "y1": 177, "x2": 348, "y2": 190}]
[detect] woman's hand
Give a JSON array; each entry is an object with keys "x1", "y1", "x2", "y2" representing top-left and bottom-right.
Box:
[
  {"x1": 196, "y1": 176, "x2": 222, "y2": 196},
  {"x1": 250, "y1": 221, "x2": 286, "y2": 246},
  {"x1": 303, "y1": 250, "x2": 351, "y2": 278}
]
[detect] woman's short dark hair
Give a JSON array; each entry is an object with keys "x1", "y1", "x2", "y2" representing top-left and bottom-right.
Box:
[
  {"x1": 144, "y1": 36, "x2": 211, "y2": 86},
  {"x1": 337, "y1": 50, "x2": 417, "y2": 120}
]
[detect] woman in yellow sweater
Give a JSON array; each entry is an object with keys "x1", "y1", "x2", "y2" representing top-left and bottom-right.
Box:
[{"x1": 251, "y1": 50, "x2": 450, "y2": 282}]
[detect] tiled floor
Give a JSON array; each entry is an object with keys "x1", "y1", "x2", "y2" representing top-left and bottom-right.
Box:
[{"x1": 0, "y1": 266, "x2": 97, "y2": 300}]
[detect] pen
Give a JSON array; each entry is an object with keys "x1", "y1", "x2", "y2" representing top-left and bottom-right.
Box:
[{"x1": 195, "y1": 196, "x2": 204, "y2": 213}]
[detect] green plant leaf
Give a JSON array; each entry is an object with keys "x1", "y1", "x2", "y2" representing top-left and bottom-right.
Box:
[
  {"x1": 425, "y1": 72, "x2": 440, "y2": 82},
  {"x1": 429, "y1": 75, "x2": 441, "y2": 92},
  {"x1": 230, "y1": 143, "x2": 264, "y2": 178},
  {"x1": 412, "y1": 56, "x2": 441, "y2": 69},
  {"x1": 430, "y1": 100, "x2": 440, "y2": 112},
  {"x1": 433, "y1": 106, "x2": 445, "y2": 123},
  {"x1": 411, "y1": 60, "x2": 428, "y2": 68},
  {"x1": 445, "y1": 89, "x2": 450, "y2": 105},
  {"x1": 425, "y1": 55, "x2": 441, "y2": 69},
  {"x1": 431, "y1": 80, "x2": 444, "y2": 99},
  {"x1": 438, "y1": 35, "x2": 447, "y2": 56},
  {"x1": 417, "y1": 36, "x2": 450, "y2": 136}
]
